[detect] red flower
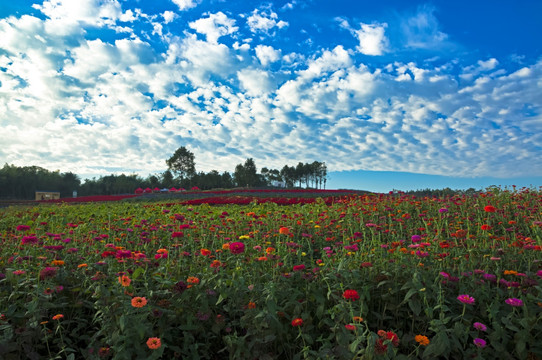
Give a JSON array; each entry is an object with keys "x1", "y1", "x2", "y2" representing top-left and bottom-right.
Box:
[
  {"x1": 342, "y1": 289, "x2": 360, "y2": 301},
  {"x1": 293, "y1": 264, "x2": 306, "y2": 271},
  {"x1": 375, "y1": 338, "x2": 388, "y2": 355},
  {"x1": 484, "y1": 205, "x2": 496, "y2": 213},
  {"x1": 291, "y1": 318, "x2": 303, "y2": 327},
  {"x1": 386, "y1": 331, "x2": 400, "y2": 347},
  {"x1": 481, "y1": 224, "x2": 491, "y2": 231}
]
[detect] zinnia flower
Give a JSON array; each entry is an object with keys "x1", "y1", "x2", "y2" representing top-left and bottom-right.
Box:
[
  {"x1": 291, "y1": 318, "x2": 303, "y2": 327},
  {"x1": 39, "y1": 267, "x2": 58, "y2": 280},
  {"x1": 279, "y1": 227, "x2": 290, "y2": 235},
  {"x1": 505, "y1": 298, "x2": 523, "y2": 307},
  {"x1": 52, "y1": 314, "x2": 64, "y2": 321},
  {"x1": 293, "y1": 264, "x2": 306, "y2": 271},
  {"x1": 415, "y1": 335, "x2": 430, "y2": 346},
  {"x1": 118, "y1": 275, "x2": 131, "y2": 287},
  {"x1": 344, "y1": 324, "x2": 356, "y2": 331},
  {"x1": 473, "y1": 322, "x2": 487, "y2": 332},
  {"x1": 187, "y1": 276, "x2": 200, "y2": 285},
  {"x1": 131, "y1": 297, "x2": 147, "y2": 308},
  {"x1": 484, "y1": 205, "x2": 496, "y2": 213},
  {"x1": 229, "y1": 242, "x2": 245, "y2": 254},
  {"x1": 457, "y1": 294, "x2": 475, "y2": 305},
  {"x1": 473, "y1": 338, "x2": 486, "y2": 348},
  {"x1": 343, "y1": 289, "x2": 360, "y2": 301},
  {"x1": 146, "y1": 337, "x2": 161, "y2": 349}
]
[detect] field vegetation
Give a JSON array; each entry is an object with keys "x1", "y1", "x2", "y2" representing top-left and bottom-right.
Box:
[{"x1": 0, "y1": 187, "x2": 541, "y2": 359}]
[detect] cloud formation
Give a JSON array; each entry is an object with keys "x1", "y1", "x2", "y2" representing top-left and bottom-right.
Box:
[{"x1": 0, "y1": 1, "x2": 540, "y2": 182}]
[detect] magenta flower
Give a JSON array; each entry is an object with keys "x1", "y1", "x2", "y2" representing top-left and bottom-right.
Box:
[
  {"x1": 229, "y1": 242, "x2": 245, "y2": 254},
  {"x1": 505, "y1": 298, "x2": 523, "y2": 307},
  {"x1": 457, "y1": 294, "x2": 475, "y2": 305},
  {"x1": 473, "y1": 338, "x2": 486, "y2": 348},
  {"x1": 39, "y1": 267, "x2": 58, "y2": 280},
  {"x1": 473, "y1": 322, "x2": 487, "y2": 332}
]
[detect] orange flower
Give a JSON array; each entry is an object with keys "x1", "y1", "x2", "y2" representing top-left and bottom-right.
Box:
[
  {"x1": 200, "y1": 248, "x2": 211, "y2": 256},
  {"x1": 222, "y1": 243, "x2": 230, "y2": 250},
  {"x1": 156, "y1": 248, "x2": 168, "y2": 254},
  {"x1": 279, "y1": 227, "x2": 290, "y2": 235},
  {"x1": 146, "y1": 337, "x2": 161, "y2": 350},
  {"x1": 51, "y1": 260, "x2": 64, "y2": 266},
  {"x1": 187, "y1": 276, "x2": 200, "y2": 285},
  {"x1": 52, "y1": 314, "x2": 64, "y2": 321},
  {"x1": 291, "y1": 318, "x2": 303, "y2": 327},
  {"x1": 210, "y1": 260, "x2": 222, "y2": 268},
  {"x1": 78, "y1": 263, "x2": 88, "y2": 268},
  {"x1": 353, "y1": 316, "x2": 363, "y2": 323},
  {"x1": 504, "y1": 270, "x2": 518, "y2": 276},
  {"x1": 266, "y1": 247, "x2": 275, "y2": 254},
  {"x1": 247, "y1": 301, "x2": 256, "y2": 309},
  {"x1": 118, "y1": 275, "x2": 131, "y2": 287},
  {"x1": 131, "y1": 296, "x2": 147, "y2": 308},
  {"x1": 415, "y1": 335, "x2": 430, "y2": 346}
]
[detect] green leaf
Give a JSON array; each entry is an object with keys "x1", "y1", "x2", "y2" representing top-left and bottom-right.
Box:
[{"x1": 132, "y1": 267, "x2": 145, "y2": 279}]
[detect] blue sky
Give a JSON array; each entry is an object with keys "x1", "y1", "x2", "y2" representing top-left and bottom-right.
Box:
[{"x1": 1, "y1": 0, "x2": 541, "y2": 192}]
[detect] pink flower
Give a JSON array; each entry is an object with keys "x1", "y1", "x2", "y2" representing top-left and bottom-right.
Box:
[
  {"x1": 505, "y1": 298, "x2": 523, "y2": 307},
  {"x1": 457, "y1": 294, "x2": 475, "y2": 305},
  {"x1": 473, "y1": 322, "x2": 487, "y2": 332}
]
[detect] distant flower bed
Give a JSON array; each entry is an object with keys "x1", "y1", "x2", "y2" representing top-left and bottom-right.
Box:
[
  {"x1": 39, "y1": 194, "x2": 139, "y2": 203},
  {"x1": 1, "y1": 187, "x2": 541, "y2": 359}
]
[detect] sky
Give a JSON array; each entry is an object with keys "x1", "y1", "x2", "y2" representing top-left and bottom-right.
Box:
[{"x1": 1, "y1": 0, "x2": 541, "y2": 193}]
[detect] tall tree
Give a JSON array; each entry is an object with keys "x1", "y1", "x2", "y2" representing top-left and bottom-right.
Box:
[
  {"x1": 166, "y1": 146, "x2": 196, "y2": 183},
  {"x1": 234, "y1": 158, "x2": 261, "y2": 187}
]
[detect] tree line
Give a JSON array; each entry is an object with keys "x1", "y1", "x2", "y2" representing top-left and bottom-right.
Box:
[{"x1": 0, "y1": 147, "x2": 328, "y2": 199}]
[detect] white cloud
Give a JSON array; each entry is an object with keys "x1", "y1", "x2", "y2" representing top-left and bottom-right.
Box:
[
  {"x1": 189, "y1": 12, "x2": 238, "y2": 44},
  {"x1": 163, "y1": 11, "x2": 177, "y2": 24},
  {"x1": 237, "y1": 69, "x2": 274, "y2": 96},
  {"x1": 255, "y1": 44, "x2": 281, "y2": 66},
  {"x1": 171, "y1": 0, "x2": 201, "y2": 11},
  {"x1": 401, "y1": 5, "x2": 448, "y2": 49},
  {"x1": 247, "y1": 9, "x2": 288, "y2": 34},
  {"x1": 354, "y1": 23, "x2": 388, "y2": 56}
]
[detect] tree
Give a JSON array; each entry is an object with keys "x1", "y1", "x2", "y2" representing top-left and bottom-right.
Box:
[
  {"x1": 234, "y1": 158, "x2": 262, "y2": 188},
  {"x1": 166, "y1": 147, "x2": 196, "y2": 183},
  {"x1": 280, "y1": 165, "x2": 296, "y2": 188}
]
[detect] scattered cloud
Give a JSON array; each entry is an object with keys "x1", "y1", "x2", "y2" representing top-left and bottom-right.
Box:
[
  {"x1": 171, "y1": 0, "x2": 201, "y2": 12},
  {"x1": 353, "y1": 23, "x2": 389, "y2": 56},
  {"x1": 400, "y1": 4, "x2": 449, "y2": 49},
  {"x1": 255, "y1": 44, "x2": 281, "y2": 66},
  {"x1": 247, "y1": 8, "x2": 288, "y2": 34},
  {"x1": 0, "y1": 1, "x2": 541, "y2": 181},
  {"x1": 188, "y1": 12, "x2": 238, "y2": 44}
]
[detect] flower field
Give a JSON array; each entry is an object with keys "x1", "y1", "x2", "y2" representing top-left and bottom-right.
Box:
[{"x1": 1, "y1": 187, "x2": 541, "y2": 359}]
